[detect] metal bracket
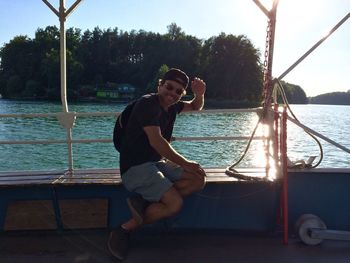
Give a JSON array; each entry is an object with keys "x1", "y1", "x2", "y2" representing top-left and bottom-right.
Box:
[{"x1": 57, "y1": 112, "x2": 76, "y2": 129}]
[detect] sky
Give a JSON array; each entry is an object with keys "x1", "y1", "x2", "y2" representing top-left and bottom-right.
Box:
[{"x1": 0, "y1": 0, "x2": 349, "y2": 97}]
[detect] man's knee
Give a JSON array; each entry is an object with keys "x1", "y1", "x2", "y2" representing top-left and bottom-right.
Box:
[
  {"x1": 200, "y1": 176, "x2": 206, "y2": 190},
  {"x1": 161, "y1": 188, "x2": 183, "y2": 216},
  {"x1": 168, "y1": 195, "x2": 183, "y2": 215},
  {"x1": 192, "y1": 173, "x2": 206, "y2": 191}
]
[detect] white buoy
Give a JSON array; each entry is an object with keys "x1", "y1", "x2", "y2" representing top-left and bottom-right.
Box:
[{"x1": 295, "y1": 214, "x2": 327, "y2": 245}]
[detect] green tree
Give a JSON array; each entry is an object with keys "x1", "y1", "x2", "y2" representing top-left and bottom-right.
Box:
[
  {"x1": 1, "y1": 24, "x2": 292, "y2": 106},
  {"x1": 41, "y1": 48, "x2": 60, "y2": 100},
  {"x1": 162, "y1": 24, "x2": 202, "y2": 77},
  {"x1": 166, "y1": 23, "x2": 185, "y2": 40},
  {"x1": 0, "y1": 36, "x2": 35, "y2": 96},
  {"x1": 278, "y1": 81, "x2": 308, "y2": 104},
  {"x1": 6, "y1": 75, "x2": 23, "y2": 97},
  {"x1": 309, "y1": 91, "x2": 350, "y2": 105},
  {"x1": 146, "y1": 64, "x2": 169, "y2": 93},
  {"x1": 35, "y1": 26, "x2": 60, "y2": 90},
  {"x1": 201, "y1": 33, "x2": 262, "y2": 101},
  {"x1": 22, "y1": 80, "x2": 42, "y2": 97}
]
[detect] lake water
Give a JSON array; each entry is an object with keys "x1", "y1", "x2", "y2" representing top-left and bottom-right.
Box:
[{"x1": 0, "y1": 100, "x2": 349, "y2": 171}]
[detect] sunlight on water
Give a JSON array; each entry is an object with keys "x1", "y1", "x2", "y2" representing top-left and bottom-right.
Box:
[{"x1": 0, "y1": 101, "x2": 349, "y2": 171}]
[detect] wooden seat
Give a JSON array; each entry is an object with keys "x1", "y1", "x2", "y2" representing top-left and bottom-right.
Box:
[
  {"x1": 0, "y1": 169, "x2": 120, "y2": 187},
  {"x1": 0, "y1": 168, "x2": 268, "y2": 187}
]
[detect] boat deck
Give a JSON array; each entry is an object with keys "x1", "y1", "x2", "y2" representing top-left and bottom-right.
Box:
[{"x1": 1, "y1": 229, "x2": 350, "y2": 263}]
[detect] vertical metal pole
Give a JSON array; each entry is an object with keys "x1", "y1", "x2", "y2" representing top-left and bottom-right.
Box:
[
  {"x1": 59, "y1": 0, "x2": 68, "y2": 113},
  {"x1": 264, "y1": 0, "x2": 278, "y2": 109},
  {"x1": 273, "y1": 103, "x2": 279, "y2": 173},
  {"x1": 281, "y1": 106, "x2": 288, "y2": 244},
  {"x1": 66, "y1": 130, "x2": 74, "y2": 172},
  {"x1": 254, "y1": 0, "x2": 279, "y2": 180},
  {"x1": 266, "y1": 109, "x2": 274, "y2": 178},
  {"x1": 59, "y1": 0, "x2": 73, "y2": 172},
  {"x1": 277, "y1": 106, "x2": 284, "y2": 231},
  {"x1": 42, "y1": 0, "x2": 83, "y2": 173}
]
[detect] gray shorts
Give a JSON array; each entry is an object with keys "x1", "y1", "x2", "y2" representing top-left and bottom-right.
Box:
[{"x1": 121, "y1": 160, "x2": 184, "y2": 202}]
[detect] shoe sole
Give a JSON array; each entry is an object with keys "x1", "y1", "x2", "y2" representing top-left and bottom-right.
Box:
[
  {"x1": 107, "y1": 232, "x2": 124, "y2": 261},
  {"x1": 127, "y1": 198, "x2": 144, "y2": 225}
]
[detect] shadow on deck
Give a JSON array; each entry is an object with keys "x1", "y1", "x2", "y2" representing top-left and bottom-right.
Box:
[
  {"x1": 1, "y1": 167, "x2": 350, "y2": 263},
  {"x1": 1, "y1": 229, "x2": 350, "y2": 263}
]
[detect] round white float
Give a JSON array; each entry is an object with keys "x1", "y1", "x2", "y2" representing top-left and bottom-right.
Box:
[{"x1": 295, "y1": 214, "x2": 327, "y2": 245}]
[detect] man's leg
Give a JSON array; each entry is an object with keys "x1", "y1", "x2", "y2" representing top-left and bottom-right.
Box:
[
  {"x1": 108, "y1": 162, "x2": 183, "y2": 260},
  {"x1": 143, "y1": 186, "x2": 183, "y2": 224},
  {"x1": 119, "y1": 186, "x2": 183, "y2": 231},
  {"x1": 156, "y1": 160, "x2": 206, "y2": 197},
  {"x1": 174, "y1": 171, "x2": 206, "y2": 197}
]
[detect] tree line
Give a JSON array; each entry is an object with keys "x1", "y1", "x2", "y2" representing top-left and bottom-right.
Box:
[
  {"x1": 309, "y1": 91, "x2": 350, "y2": 105},
  {"x1": 0, "y1": 23, "x2": 307, "y2": 105}
]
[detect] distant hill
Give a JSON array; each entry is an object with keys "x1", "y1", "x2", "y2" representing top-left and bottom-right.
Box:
[
  {"x1": 309, "y1": 91, "x2": 350, "y2": 105},
  {"x1": 277, "y1": 81, "x2": 308, "y2": 104}
]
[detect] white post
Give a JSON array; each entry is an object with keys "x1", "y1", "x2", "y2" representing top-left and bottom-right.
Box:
[
  {"x1": 58, "y1": 0, "x2": 73, "y2": 172},
  {"x1": 59, "y1": 0, "x2": 68, "y2": 113},
  {"x1": 42, "y1": 0, "x2": 83, "y2": 173}
]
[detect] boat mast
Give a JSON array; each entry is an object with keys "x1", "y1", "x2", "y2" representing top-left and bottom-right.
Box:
[
  {"x1": 253, "y1": 0, "x2": 279, "y2": 112},
  {"x1": 252, "y1": 0, "x2": 279, "y2": 179}
]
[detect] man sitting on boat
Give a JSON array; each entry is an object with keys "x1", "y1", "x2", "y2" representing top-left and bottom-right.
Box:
[{"x1": 108, "y1": 68, "x2": 207, "y2": 260}]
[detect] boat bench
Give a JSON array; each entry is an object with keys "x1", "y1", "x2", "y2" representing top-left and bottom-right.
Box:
[
  {"x1": 0, "y1": 168, "x2": 266, "y2": 186},
  {"x1": 0, "y1": 168, "x2": 277, "y2": 232}
]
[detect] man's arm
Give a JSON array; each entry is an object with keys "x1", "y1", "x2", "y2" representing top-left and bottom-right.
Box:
[
  {"x1": 182, "y1": 77, "x2": 206, "y2": 112},
  {"x1": 144, "y1": 126, "x2": 205, "y2": 176}
]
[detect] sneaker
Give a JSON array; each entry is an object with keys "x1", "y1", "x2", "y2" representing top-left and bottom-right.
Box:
[
  {"x1": 127, "y1": 195, "x2": 149, "y2": 225},
  {"x1": 107, "y1": 226, "x2": 130, "y2": 260}
]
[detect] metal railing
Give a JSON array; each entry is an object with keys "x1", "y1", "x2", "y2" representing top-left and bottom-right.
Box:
[
  {"x1": 1, "y1": 107, "x2": 350, "y2": 173},
  {"x1": 0, "y1": 108, "x2": 264, "y2": 172}
]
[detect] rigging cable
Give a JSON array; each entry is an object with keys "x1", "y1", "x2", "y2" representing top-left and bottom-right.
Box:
[
  {"x1": 273, "y1": 79, "x2": 323, "y2": 168},
  {"x1": 225, "y1": 80, "x2": 325, "y2": 179},
  {"x1": 224, "y1": 8, "x2": 350, "y2": 177}
]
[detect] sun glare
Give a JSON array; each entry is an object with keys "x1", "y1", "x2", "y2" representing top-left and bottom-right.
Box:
[
  {"x1": 250, "y1": 122, "x2": 279, "y2": 180},
  {"x1": 253, "y1": 0, "x2": 322, "y2": 35},
  {"x1": 259, "y1": 0, "x2": 273, "y2": 10},
  {"x1": 278, "y1": 0, "x2": 322, "y2": 33}
]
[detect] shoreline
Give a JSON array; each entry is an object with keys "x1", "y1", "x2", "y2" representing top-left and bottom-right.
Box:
[
  {"x1": 0, "y1": 97, "x2": 262, "y2": 109},
  {"x1": 2, "y1": 98, "x2": 348, "y2": 108}
]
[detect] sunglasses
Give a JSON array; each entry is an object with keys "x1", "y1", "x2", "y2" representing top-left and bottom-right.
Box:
[{"x1": 164, "y1": 82, "x2": 185, "y2": 96}]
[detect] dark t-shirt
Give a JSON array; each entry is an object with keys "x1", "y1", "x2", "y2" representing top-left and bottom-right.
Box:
[{"x1": 120, "y1": 94, "x2": 184, "y2": 174}]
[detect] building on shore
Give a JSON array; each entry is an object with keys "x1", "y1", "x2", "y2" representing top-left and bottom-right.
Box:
[{"x1": 96, "y1": 82, "x2": 136, "y2": 101}]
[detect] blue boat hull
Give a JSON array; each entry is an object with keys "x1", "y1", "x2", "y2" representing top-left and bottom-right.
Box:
[{"x1": 0, "y1": 169, "x2": 349, "y2": 234}]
